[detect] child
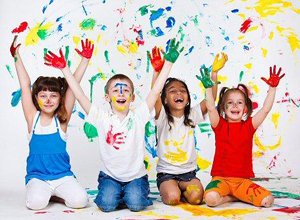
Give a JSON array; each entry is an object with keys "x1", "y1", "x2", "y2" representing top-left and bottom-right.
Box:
[
  {"x1": 10, "y1": 36, "x2": 94, "y2": 210},
  {"x1": 44, "y1": 38, "x2": 183, "y2": 212},
  {"x1": 149, "y1": 46, "x2": 228, "y2": 205},
  {"x1": 201, "y1": 65, "x2": 285, "y2": 207}
]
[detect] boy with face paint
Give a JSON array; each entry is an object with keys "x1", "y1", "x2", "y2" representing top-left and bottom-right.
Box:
[{"x1": 48, "y1": 38, "x2": 184, "y2": 212}]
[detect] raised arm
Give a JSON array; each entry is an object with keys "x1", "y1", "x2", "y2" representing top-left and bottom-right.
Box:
[
  {"x1": 11, "y1": 35, "x2": 37, "y2": 130},
  {"x1": 148, "y1": 46, "x2": 165, "y2": 119},
  {"x1": 252, "y1": 65, "x2": 285, "y2": 129},
  {"x1": 146, "y1": 38, "x2": 183, "y2": 112},
  {"x1": 44, "y1": 48, "x2": 92, "y2": 116},
  {"x1": 199, "y1": 52, "x2": 227, "y2": 115},
  {"x1": 197, "y1": 68, "x2": 220, "y2": 127},
  {"x1": 64, "y1": 39, "x2": 94, "y2": 122}
]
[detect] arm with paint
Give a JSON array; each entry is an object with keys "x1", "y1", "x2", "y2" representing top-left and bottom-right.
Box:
[
  {"x1": 252, "y1": 65, "x2": 285, "y2": 129},
  {"x1": 146, "y1": 38, "x2": 183, "y2": 112},
  {"x1": 11, "y1": 35, "x2": 37, "y2": 131},
  {"x1": 44, "y1": 46, "x2": 92, "y2": 115},
  {"x1": 148, "y1": 46, "x2": 165, "y2": 119}
]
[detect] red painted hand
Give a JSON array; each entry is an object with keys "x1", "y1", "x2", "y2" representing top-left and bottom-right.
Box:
[
  {"x1": 261, "y1": 65, "x2": 285, "y2": 87},
  {"x1": 10, "y1": 35, "x2": 21, "y2": 58},
  {"x1": 75, "y1": 38, "x2": 94, "y2": 59},
  {"x1": 106, "y1": 125, "x2": 126, "y2": 150},
  {"x1": 147, "y1": 46, "x2": 165, "y2": 72},
  {"x1": 44, "y1": 49, "x2": 67, "y2": 69}
]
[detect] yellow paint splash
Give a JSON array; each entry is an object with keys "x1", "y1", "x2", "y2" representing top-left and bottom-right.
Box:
[
  {"x1": 269, "y1": 31, "x2": 274, "y2": 40},
  {"x1": 261, "y1": 47, "x2": 268, "y2": 57},
  {"x1": 164, "y1": 147, "x2": 187, "y2": 164},
  {"x1": 253, "y1": 0, "x2": 293, "y2": 18},
  {"x1": 248, "y1": 25, "x2": 259, "y2": 32},
  {"x1": 287, "y1": 32, "x2": 300, "y2": 52},
  {"x1": 271, "y1": 112, "x2": 280, "y2": 129},
  {"x1": 140, "y1": 210, "x2": 179, "y2": 219},
  {"x1": 25, "y1": 22, "x2": 53, "y2": 46},
  {"x1": 186, "y1": 185, "x2": 200, "y2": 194},
  {"x1": 196, "y1": 154, "x2": 211, "y2": 170},
  {"x1": 244, "y1": 63, "x2": 252, "y2": 69},
  {"x1": 117, "y1": 45, "x2": 127, "y2": 55},
  {"x1": 178, "y1": 203, "x2": 258, "y2": 216},
  {"x1": 248, "y1": 81, "x2": 260, "y2": 94},
  {"x1": 37, "y1": 98, "x2": 44, "y2": 109},
  {"x1": 254, "y1": 134, "x2": 282, "y2": 151}
]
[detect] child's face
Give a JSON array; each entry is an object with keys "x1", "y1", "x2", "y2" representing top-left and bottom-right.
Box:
[
  {"x1": 36, "y1": 90, "x2": 61, "y2": 114},
  {"x1": 106, "y1": 79, "x2": 134, "y2": 112},
  {"x1": 164, "y1": 81, "x2": 189, "y2": 113},
  {"x1": 224, "y1": 91, "x2": 246, "y2": 122}
]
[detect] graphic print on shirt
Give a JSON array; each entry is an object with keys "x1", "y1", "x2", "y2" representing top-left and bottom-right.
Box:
[
  {"x1": 105, "y1": 125, "x2": 126, "y2": 150},
  {"x1": 163, "y1": 130, "x2": 193, "y2": 164}
]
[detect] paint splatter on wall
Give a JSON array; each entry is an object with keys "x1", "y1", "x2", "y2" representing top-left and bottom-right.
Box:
[{"x1": 3, "y1": 0, "x2": 300, "y2": 179}]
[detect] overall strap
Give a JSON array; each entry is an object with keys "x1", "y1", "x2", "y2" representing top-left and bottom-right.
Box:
[
  {"x1": 32, "y1": 112, "x2": 41, "y2": 134},
  {"x1": 54, "y1": 116, "x2": 59, "y2": 132}
]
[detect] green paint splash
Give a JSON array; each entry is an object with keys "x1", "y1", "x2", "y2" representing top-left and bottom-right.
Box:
[
  {"x1": 80, "y1": 18, "x2": 96, "y2": 30},
  {"x1": 37, "y1": 29, "x2": 49, "y2": 40},
  {"x1": 145, "y1": 121, "x2": 156, "y2": 137},
  {"x1": 177, "y1": 26, "x2": 185, "y2": 43},
  {"x1": 239, "y1": 71, "x2": 244, "y2": 82},
  {"x1": 104, "y1": 50, "x2": 109, "y2": 63},
  {"x1": 146, "y1": 52, "x2": 150, "y2": 73},
  {"x1": 64, "y1": 46, "x2": 71, "y2": 67},
  {"x1": 138, "y1": 4, "x2": 153, "y2": 16},
  {"x1": 271, "y1": 191, "x2": 300, "y2": 199},
  {"x1": 83, "y1": 122, "x2": 98, "y2": 141},
  {"x1": 205, "y1": 180, "x2": 221, "y2": 191},
  {"x1": 89, "y1": 72, "x2": 107, "y2": 102},
  {"x1": 5, "y1": 65, "x2": 14, "y2": 78}
]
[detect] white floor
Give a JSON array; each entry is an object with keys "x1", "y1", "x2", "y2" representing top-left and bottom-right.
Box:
[{"x1": 1, "y1": 177, "x2": 300, "y2": 220}]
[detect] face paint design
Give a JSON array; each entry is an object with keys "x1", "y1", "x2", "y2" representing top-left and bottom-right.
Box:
[
  {"x1": 37, "y1": 98, "x2": 44, "y2": 109},
  {"x1": 114, "y1": 82, "x2": 128, "y2": 94},
  {"x1": 111, "y1": 96, "x2": 126, "y2": 111}
]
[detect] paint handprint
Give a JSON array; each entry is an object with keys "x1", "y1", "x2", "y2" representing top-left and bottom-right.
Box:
[
  {"x1": 10, "y1": 35, "x2": 21, "y2": 58},
  {"x1": 147, "y1": 46, "x2": 165, "y2": 72},
  {"x1": 246, "y1": 183, "x2": 264, "y2": 197},
  {"x1": 196, "y1": 65, "x2": 215, "y2": 88},
  {"x1": 75, "y1": 38, "x2": 94, "y2": 59},
  {"x1": 44, "y1": 49, "x2": 67, "y2": 69},
  {"x1": 261, "y1": 65, "x2": 285, "y2": 87},
  {"x1": 106, "y1": 125, "x2": 126, "y2": 150},
  {"x1": 163, "y1": 38, "x2": 184, "y2": 63},
  {"x1": 212, "y1": 52, "x2": 228, "y2": 72}
]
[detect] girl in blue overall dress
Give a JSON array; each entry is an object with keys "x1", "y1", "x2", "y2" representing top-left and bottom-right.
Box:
[{"x1": 11, "y1": 36, "x2": 94, "y2": 210}]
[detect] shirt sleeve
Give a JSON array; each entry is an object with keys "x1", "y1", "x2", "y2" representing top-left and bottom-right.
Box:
[
  {"x1": 190, "y1": 103, "x2": 204, "y2": 125},
  {"x1": 135, "y1": 101, "x2": 151, "y2": 125},
  {"x1": 85, "y1": 104, "x2": 103, "y2": 126}
]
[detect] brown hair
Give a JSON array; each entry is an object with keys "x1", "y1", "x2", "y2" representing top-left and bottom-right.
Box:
[
  {"x1": 32, "y1": 76, "x2": 68, "y2": 123},
  {"x1": 217, "y1": 83, "x2": 253, "y2": 119},
  {"x1": 161, "y1": 77, "x2": 195, "y2": 130},
  {"x1": 104, "y1": 74, "x2": 134, "y2": 94}
]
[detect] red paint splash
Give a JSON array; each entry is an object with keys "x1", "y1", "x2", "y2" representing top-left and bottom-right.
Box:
[
  {"x1": 34, "y1": 211, "x2": 48, "y2": 214},
  {"x1": 240, "y1": 18, "x2": 252, "y2": 33},
  {"x1": 252, "y1": 101, "x2": 258, "y2": 110},
  {"x1": 12, "y1": 21, "x2": 28, "y2": 33},
  {"x1": 273, "y1": 206, "x2": 300, "y2": 214},
  {"x1": 63, "y1": 210, "x2": 75, "y2": 213}
]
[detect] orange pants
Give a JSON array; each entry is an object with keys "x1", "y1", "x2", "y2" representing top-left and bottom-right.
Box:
[{"x1": 204, "y1": 176, "x2": 271, "y2": 207}]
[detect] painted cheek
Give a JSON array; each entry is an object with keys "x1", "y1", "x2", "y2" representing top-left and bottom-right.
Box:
[
  {"x1": 37, "y1": 98, "x2": 44, "y2": 108},
  {"x1": 111, "y1": 96, "x2": 126, "y2": 111}
]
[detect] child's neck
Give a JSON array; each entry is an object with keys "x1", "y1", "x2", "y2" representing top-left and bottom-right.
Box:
[
  {"x1": 112, "y1": 108, "x2": 129, "y2": 121},
  {"x1": 170, "y1": 109, "x2": 184, "y2": 118},
  {"x1": 40, "y1": 111, "x2": 54, "y2": 126}
]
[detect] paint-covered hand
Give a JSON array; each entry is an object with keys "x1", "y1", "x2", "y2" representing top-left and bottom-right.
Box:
[
  {"x1": 163, "y1": 38, "x2": 184, "y2": 63},
  {"x1": 261, "y1": 65, "x2": 285, "y2": 87},
  {"x1": 75, "y1": 38, "x2": 94, "y2": 59},
  {"x1": 196, "y1": 65, "x2": 215, "y2": 88},
  {"x1": 44, "y1": 49, "x2": 67, "y2": 69},
  {"x1": 212, "y1": 52, "x2": 228, "y2": 72},
  {"x1": 10, "y1": 35, "x2": 21, "y2": 58},
  {"x1": 106, "y1": 126, "x2": 126, "y2": 150},
  {"x1": 147, "y1": 46, "x2": 165, "y2": 72}
]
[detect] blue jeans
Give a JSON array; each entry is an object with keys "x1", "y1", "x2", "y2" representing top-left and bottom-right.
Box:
[{"x1": 94, "y1": 171, "x2": 153, "y2": 212}]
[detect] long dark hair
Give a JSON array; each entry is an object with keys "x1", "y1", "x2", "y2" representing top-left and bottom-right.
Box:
[
  {"x1": 32, "y1": 76, "x2": 69, "y2": 123},
  {"x1": 161, "y1": 78, "x2": 195, "y2": 130},
  {"x1": 217, "y1": 83, "x2": 253, "y2": 119}
]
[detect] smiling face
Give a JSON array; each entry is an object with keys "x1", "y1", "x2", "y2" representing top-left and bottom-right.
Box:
[
  {"x1": 224, "y1": 90, "x2": 247, "y2": 122},
  {"x1": 164, "y1": 80, "x2": 189, "y2": 114},
  {"x1": 36, "y1": 90, "x2": 61, "y2": 115},
  {"x1": 105, "y1": 79, "x2": 135, "y2": 113}
]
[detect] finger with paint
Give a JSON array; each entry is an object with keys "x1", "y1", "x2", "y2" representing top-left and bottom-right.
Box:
[
  {"x1": 75, "y1": 38, "x2": 94, "y2": 59},
  {"x1": 10, "y1": 35, "x2": 21, "y2": 58},
  {"x1": 44, "y1": 48, "x2": 67, "y2": 69},
  {"x1": 196, "y1": 65, "x2": 216, "y2": 89},
  {"x1": 147, "y1": 46, "x2": 165, "y2": 72},
  {"x1": 163, "y1": 38, "x2": 184, "y2": 63},
  {"x1": 261, "y1": 65, "x2": 285, "y2": 88},
  {"x1": 212, "y1": 52, "x2": 228, "y2": 72}
]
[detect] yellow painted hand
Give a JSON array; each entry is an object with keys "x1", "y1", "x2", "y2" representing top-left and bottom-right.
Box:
[{"x1": 212, "y1": 52, "x2": 228, "y2": 72}]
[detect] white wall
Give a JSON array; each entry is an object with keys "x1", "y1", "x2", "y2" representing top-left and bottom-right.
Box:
[{"x1": 1, "y1": 0, "x2": 299, "y2": 191}]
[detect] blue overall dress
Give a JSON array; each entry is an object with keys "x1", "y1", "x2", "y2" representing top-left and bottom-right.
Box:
[{"x1": 25, "y1": 113, "x2": 74, "y2": 184}]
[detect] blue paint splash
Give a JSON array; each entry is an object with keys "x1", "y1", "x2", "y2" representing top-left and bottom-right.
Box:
[
  {"x1": 231, "y1": 9, "x2": 239, "y2": 13},
  {"x1": 166, "y1": 17, "x2": 176, "y2": 28},
  {"x1": 184, "y1": 46, "x2": 194, "y2": 56},
  {"x1": 150, "y1": 8, "x2": 164, "y2": 27},
  {"x1": 11, "y1": 89, "x2": 22, "y2": 107}
]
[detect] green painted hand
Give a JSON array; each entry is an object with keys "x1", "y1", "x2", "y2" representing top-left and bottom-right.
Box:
[
  {"x1": 163, "y1": 38, "x2": 184, "y2": 63},
  {"x1": 196, "y1": 65, "x2": 215, "y2": 88}
]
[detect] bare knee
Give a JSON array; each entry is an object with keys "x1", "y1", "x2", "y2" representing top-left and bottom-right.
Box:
[
  {"x1": 204, "y1": 191, "x2": 221, "y2": 207},
  {"x1": 261, "y1": 195, "x2": 274, "y2": 207},
  {"x1": 184, "y1": 185, "x2": 204, "y2": 205},
  {"x1": 162, "y1": 191, "x2": 181, "y2": 205}
]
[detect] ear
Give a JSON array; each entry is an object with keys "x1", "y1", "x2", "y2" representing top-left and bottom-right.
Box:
[
  {"x1": 243, "y1": 106, "x2": 248, "y2": 114},
  {"x1": 105, "y1": 93, "x2": 111, "y2": 102},
  {"x1": 130, "y1": 93, "x2": 135, "y2": 102}
]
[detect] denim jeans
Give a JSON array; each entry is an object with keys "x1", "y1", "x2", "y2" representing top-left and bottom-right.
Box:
[{"x1": 94, "y1": 171, "x2": 153, "y2": 212}]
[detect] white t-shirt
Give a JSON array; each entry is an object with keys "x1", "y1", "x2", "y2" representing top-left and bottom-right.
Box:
[
  {"x1": 156, "y1": 104, "x2": 204, "y2": 174},
  {"x1": 86, "y1": 101, "x2": 150, "y2": 182}
]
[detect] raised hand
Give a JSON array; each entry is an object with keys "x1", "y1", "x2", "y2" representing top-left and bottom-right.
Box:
[
  {"x1": 261, "y1": 65, "x2": 285, "y2": 87},
  {"x1": 147, "y1": 46, "x2": 165, "y2": 72},
  {"x1": 196, "y1": 65, "x2": 215, "y2": 88},
  {"x1": 163, "y1": 38, "x2": 184, "y2": 63},
  {"x1": 75, "y1": 38, "x2": 94, "y2": 59},
  {"x1": 44, "y1": 49, "x2": 67, "y2": 69},
  {"x1": 10, "y1": 35, "x2": 21, "y2": 58},
  {"x1": 212, "y1": 52, "x2": 228, "y2": 72}
]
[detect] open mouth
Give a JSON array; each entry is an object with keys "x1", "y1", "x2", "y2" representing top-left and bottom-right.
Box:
[
  {"x1": 116, "y1": 99, "x2": 126, "y2": 104},
  {"x1": 231, "y1": 110, "x2": 240, "y2": 115},
  {"x1": 174, "y1": 98, "x2": 184, "y2": 103}
]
